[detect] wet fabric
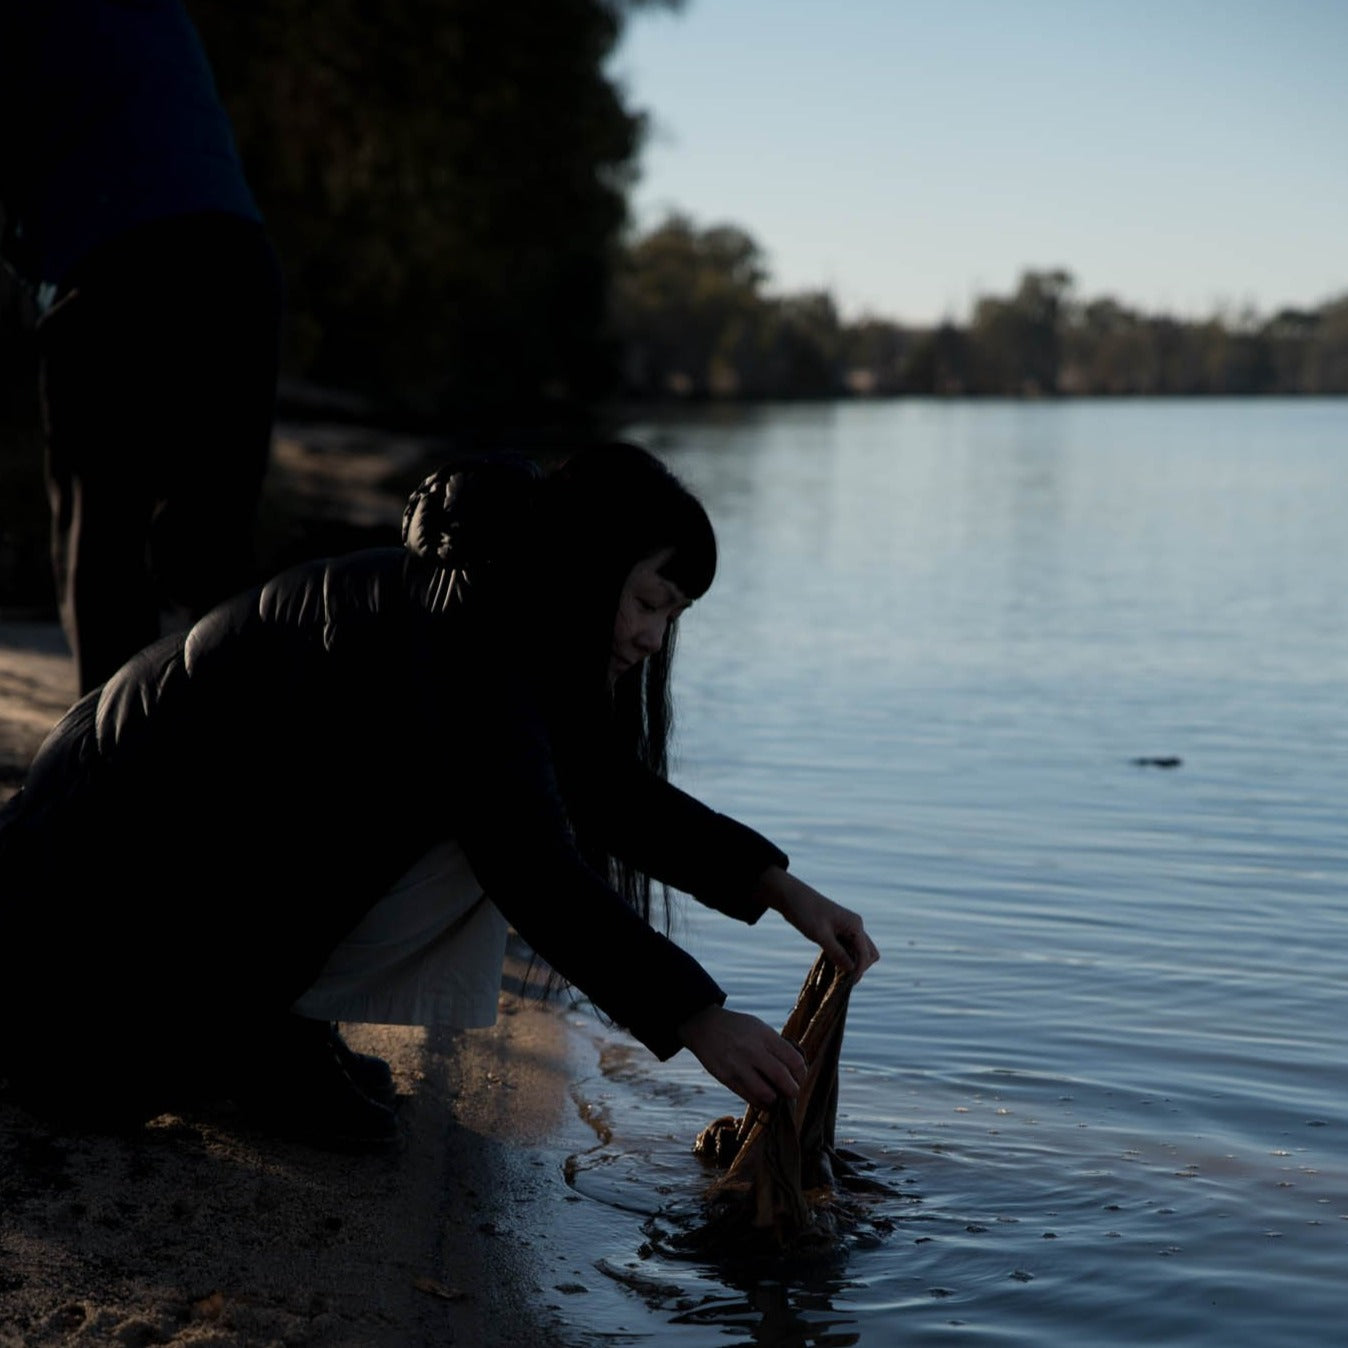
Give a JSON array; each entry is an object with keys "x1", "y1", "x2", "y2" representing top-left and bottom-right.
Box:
[{"x1": 679, "y1": 954, "x2": 899, "y2": 1256}]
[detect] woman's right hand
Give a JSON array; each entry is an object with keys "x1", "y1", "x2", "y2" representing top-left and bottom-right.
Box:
[{"x1": 676, "y1": 1003, "x2": 806, "y2": 1110}]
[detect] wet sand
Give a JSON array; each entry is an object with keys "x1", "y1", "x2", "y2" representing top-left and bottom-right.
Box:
[{"x1": 0, "y1": 619, "x2": 601, "y2": 1347}]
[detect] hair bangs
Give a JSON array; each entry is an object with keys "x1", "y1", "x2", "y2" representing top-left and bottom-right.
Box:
[{"x1": 656, "y1": 497, "x2": 717, "y2": 600}]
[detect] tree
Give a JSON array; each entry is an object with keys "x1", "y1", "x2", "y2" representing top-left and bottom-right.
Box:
[
  {"x1": 901, "y1": 322, "x2": 971, "y2": 395},
  {"x1": 1302, "y1": 296, "x2": 1348, "y2": 393},
  {"x1": 188, "y1": 0, "x2": 682, "y2": 432},
  {"x1": 839, "y1": 318, "x2": 916, "y2": 395},
  {"x1": 609, "y1": 213, "x2": 769, "y2": 396},
  {"x1": 732, "y1": 291, "x2": 843, "y2": 398},
  {"x1": 969, "y1": 269, "x2": 1073, "y2": 395}
]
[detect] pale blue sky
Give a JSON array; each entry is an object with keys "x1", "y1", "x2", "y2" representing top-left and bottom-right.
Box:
[{"x1": 609, "y1": 0, "x2": 1348, "y2": 325}]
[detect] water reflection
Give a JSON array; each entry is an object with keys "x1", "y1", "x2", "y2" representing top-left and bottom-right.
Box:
[
  {"x1": 565, "y1": 1060, "x2": 909, "y2": 1347},
  {"x1": 668, "y1": 1280, "x2": 860, "y2": 1347},
  {"x1": 591, "y1": 1223, "x2": 870, "y2": 1347},
  {"x1": 610, "y1": 400, "x2": 1348, "y2": 1347}
]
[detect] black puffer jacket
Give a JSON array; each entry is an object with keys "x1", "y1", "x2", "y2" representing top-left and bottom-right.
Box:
[{"x1": 0, "y1": 540, "x2": 786, "y2": 1072}]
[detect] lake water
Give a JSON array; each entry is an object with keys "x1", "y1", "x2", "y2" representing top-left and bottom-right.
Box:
[{"x1": 547, "y1": 398, "x2": 1348, "y2": 1346}]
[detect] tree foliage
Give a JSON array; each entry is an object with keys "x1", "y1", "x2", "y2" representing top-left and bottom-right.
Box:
[
  {"x1": 610, "y1": 214, "x2": 843, "y2": 398},
  {"x1": 187, "y1": 0, "x2": 679, "y2": 432},
  {"x1": 611, "y1": 217, "x2": 1348, "y2": 400}
]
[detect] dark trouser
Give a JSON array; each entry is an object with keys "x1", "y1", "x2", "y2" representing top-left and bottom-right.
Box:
[{"x1": 38, "y1": 212, "x2": 283, "y2": 695}]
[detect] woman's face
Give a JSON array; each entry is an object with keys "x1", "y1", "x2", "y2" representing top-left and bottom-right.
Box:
[{"x1": 609, "y1": 547, "x2": 690, "y2": 687}]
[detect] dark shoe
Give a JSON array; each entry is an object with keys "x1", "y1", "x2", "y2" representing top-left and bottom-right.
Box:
[
  {"x1": 230, "y1": 1016, "x2": 399, "y2": 1150},
  {"x1": 327, "y1": 1024, "x2": 397, "y2": 1108}
]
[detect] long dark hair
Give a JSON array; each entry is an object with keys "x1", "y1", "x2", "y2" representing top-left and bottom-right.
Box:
[
  {"x1": 531, "y1": 442, "x2": 717, "y2": 929},
  {"x1": 402, "y1": 441, "x2": 717, "y2": 932}
]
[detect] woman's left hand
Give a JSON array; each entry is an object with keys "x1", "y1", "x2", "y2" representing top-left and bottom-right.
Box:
[{"x1": 753, "y1": 866, "x2": 881, "y2": 980}]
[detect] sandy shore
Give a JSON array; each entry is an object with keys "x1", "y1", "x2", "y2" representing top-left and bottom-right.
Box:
[{"x1": 0, "y1": 621, "x2": 603, "y2": 1347}]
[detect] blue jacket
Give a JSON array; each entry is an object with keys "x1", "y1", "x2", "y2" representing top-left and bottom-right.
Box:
[{"x1": 0, "y1": 0, "x2": 260, "y2": 299}]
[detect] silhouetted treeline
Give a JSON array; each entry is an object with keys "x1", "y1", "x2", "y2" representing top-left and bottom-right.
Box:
[
  {"x1": 611, "y1": 216, "x2": 1348, "y2": 400},
  {"x1": 7, "y1": 4, "x2": 1345, "y2": 434},
  {"x1": 187, "y1": 0, "x2": 682, "y2": 435}
]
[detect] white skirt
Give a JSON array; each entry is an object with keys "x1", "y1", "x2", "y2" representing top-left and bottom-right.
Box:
[{"x1": 291, "y1": 840, "x2": 507, "y2": 1028}]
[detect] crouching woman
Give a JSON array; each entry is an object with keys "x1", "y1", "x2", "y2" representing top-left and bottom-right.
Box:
[{"x1": 0, "y1": 442, "x2": 878, "y2": 1145}]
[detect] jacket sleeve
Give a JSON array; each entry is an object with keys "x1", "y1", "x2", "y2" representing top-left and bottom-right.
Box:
[
  {"x1": 587, "y1": 754, "x2": 788, "y2": 923},
  {"x1": 449, "y1": 689, "x2": 729, "y2": 1061}
]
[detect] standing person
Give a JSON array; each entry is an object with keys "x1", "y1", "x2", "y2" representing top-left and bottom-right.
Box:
[
  {"x1": 0, "y1": 442, "x2": 880, "y2": 1147},
  {"x1": 0, "y1": 0, "x2": 283, "y2": 695}
]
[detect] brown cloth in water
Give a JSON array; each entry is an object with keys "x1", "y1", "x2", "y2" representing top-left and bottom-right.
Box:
[{"x1": 692, "y1": 952, "x2": 886, "y2": 1250}]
